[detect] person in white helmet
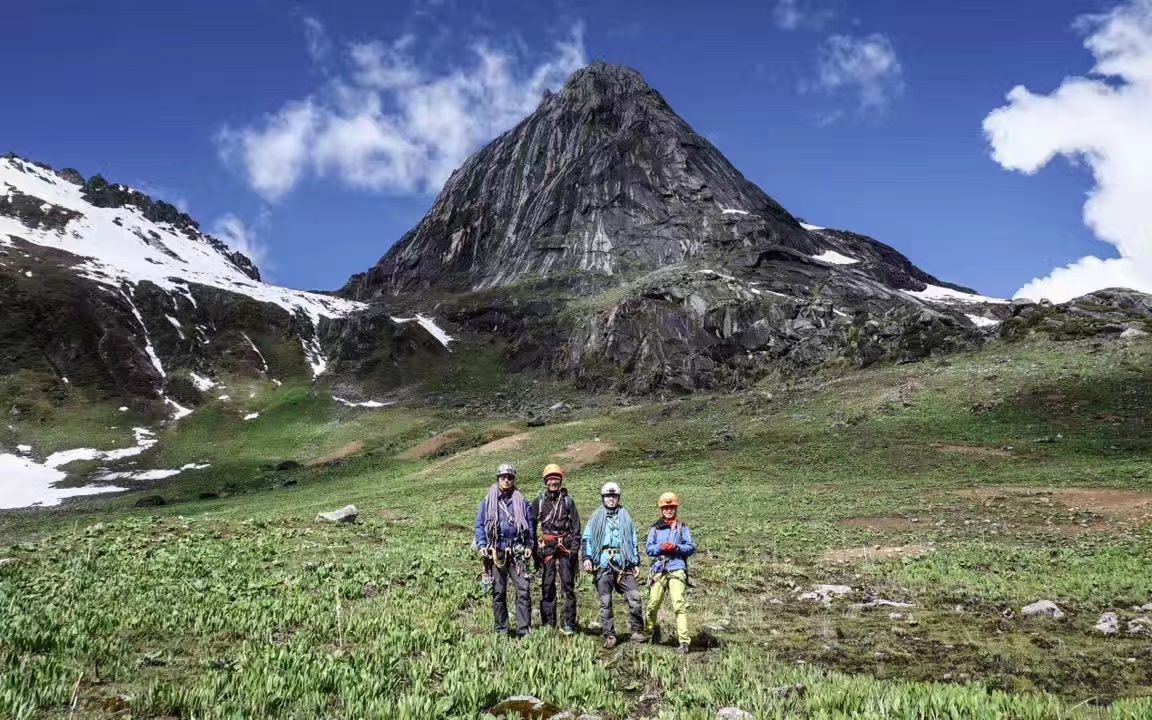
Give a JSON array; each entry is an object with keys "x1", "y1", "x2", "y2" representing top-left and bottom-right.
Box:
[
  {"x1": 474, "y1": 462, "x2": 536, "y2": 637},
  {"x1": 582, "y1": 481, "x2": 645, "y2": 649}
]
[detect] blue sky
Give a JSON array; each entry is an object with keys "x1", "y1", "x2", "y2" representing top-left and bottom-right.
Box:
[{"x1": 4, "y1": 0, "x2": 1147, "y2": 300}]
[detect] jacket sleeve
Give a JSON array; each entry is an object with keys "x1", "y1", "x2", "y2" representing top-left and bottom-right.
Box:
[
  {"x1": 568, "y1": 498, "x2": 582, "y2": 559},
  {"x1": 474, "y1": 499, "x2": 488, "y2": 549},
  {"x1": 525, "y1": 499, "x2": 537, "y2": 547},
  {"x1": 581, "y1": 515, "x2": 593, "y2": 559},
  {"x1": 645, "y1": 527, "x2": 661, "y2": 557},
  {"x1": 678, "y1": 525, "x2": 697, "y2": 557}
]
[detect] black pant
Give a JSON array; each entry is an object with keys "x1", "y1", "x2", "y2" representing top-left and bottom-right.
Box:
[
  {"x1": 540, "y1": 551, "x2": 577, "y2": 628},
  {"x1": 596, "y1": 568, "x2": 644, "y2": 638},
  {"x1": 492, "y1": 559, "x2": 531, "y2": 635}
]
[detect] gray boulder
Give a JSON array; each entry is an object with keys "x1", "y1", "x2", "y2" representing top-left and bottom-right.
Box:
[
  {"x1": 717, "y1": 709, "x2": 754, "y2": 720},
  {"x1": 1126, "y1": 617, "x2": 1152, "y2": 637},
  {"x1": 1094, "y1": 612, "x2": 1120, "y2": 635},
  {"x1": 315, "y1": 505, "x2": 359, "y2": 523},
  {"x1": 1021, "y1": 600, "x2": 1065, "y2": 620},
  {"x1": 799, "y1": 584, "x2": 853, "y2": 604}
]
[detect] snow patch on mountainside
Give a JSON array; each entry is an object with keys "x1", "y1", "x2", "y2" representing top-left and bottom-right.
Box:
[
  {"x1": 333, "y1": 396, "x2": 393, "y2": 408},
  {"x1": 0, "y1": 157, "x2": 365, "y2": 376},
  {"x1": 44, "y1": 427, "x2": 158, "y2": 469},
  {"x1": 811, "y1": 250, "x2": 859, "y2": 265},
  {"x1": 905, "y1": 284, "x2": 1008, "y2": 305},
  {"x1": 0, "y1": 454, "x2": 126, "y2": 509},
  {"x1": 390, "y1": 315, "x2": 454, "y2": 348},
  {"x1": 800, "y1": 222, "x2": 826, "y2": 231},
  {"x1": 967, "y1": 314, "x2": 1001, "y2": 328}
]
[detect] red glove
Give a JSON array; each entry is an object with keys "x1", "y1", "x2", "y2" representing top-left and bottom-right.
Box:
[{"x1": 660, "y1": 542, "x2": 677, "y2": 554}]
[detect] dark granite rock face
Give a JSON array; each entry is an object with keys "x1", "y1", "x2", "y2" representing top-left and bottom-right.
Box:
[
  {"x1": 344, "y1": 63, "x2": 968, "y2": 302},
  {"x1": 335, "y1": 63, "x2": 996, "y2": 392}
]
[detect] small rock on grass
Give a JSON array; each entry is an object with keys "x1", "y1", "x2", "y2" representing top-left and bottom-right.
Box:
[
  {"x1": 315, "y1": 505, "x2": 358, "y2": 523},
  {"x1": 1021, "y1": 600, "x2": 1065, "y2": 620},
  {"x1": 1126, "y1": 617, "x2": 1152, "y2": 637},
  {"x1": 717, "y1": 709, "x2": 754, "y2": 720},
  {"x1": 1095, "y1": 612, "x2": 1120, "y2": 635},
  {"x1": 798, "y1": 584, "x2": 852, "y2": 604}
]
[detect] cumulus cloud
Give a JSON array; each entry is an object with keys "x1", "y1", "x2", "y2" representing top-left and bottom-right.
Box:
[
  {"x1": 211, "y1": 212, "x2": 269, "y2": 269},
  {"x1": 984, "y1": 0, "x2": 1152, "y2": 302},
  {"x1": 217, "y1": 26, "x2": 586, "y2": 201},
  {"x1": 773, "y1": 0, "x2": 839, "y2": 31},
  {"x1": 809, "y1": 33, "x2": 904, "y2": 118}
]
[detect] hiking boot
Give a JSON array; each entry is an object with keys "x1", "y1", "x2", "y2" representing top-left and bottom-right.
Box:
[
  {"x1": 603, "y1": 635, "x2": 618, "y2": 650},
  {"x1": 561, "y1": 625, "x2": 576, "y2": 637},
  {"x1": 650, "y1": 626, "x2": 663, "y2": 644},
  {"x1": 630, "y1": 632, "x2": 648, "y2": 644},
  {"x1": 676, "y1": 644, "x2": 690, "y2": 655}
]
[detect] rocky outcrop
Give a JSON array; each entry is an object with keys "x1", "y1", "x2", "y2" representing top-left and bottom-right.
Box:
[
  {"x1": 1000, "y1": 289, "x2": 1152, "y2": 341},
  {"x1": 344, "y1": 63, "x2": 967, "y2": 301},
  {"x1": 335, "y1": 63, "x2": 997, "y2": 393}
]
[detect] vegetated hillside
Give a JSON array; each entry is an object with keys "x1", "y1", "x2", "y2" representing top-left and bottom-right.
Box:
[{"x1": 2, "y1": 330, "x2": 1151, "y2": 719}]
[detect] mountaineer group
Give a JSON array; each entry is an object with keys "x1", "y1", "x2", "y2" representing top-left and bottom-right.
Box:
[{"x1": 474, "y1": 462, "x2": 697, "y2": 654}]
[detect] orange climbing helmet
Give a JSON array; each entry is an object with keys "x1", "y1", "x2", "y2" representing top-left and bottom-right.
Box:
[
  {"x1": 542, "y1": 463, "x2": 565, "y2": 481},
  {"x1": 658, "y1": 492, "x2": 680, "y2": 508}
]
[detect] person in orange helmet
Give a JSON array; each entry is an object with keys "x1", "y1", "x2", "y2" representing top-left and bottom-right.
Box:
[
  {"x1": 644, "y1": 492, "x2": 696, "y2": 654},
  {"x1": 531, "y1": 463, "x2": 581, "y2": 636}
]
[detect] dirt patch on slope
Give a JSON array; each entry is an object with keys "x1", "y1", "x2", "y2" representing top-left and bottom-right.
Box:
[
  {"x1": 557, "y1": 441, "x2": 615, "y2": 471},
  {"x1": 821, "y1": 544, "x2": 932, "y2": 565},
  {"x1": 480, "y1": 424, "x2": 523, "y2": 444},
  {"x1": 397, "y1": 428, "x2": 465, "y2": 460},
  {"x1": 307, "y1": 441, "x2": 365, "y2": 467},
  {"x1": 477, "y1": 432, "x2": 534, "y2": 455},
  {"x1": 932, "y1": 443, "x2": 1013, "y2": 458},
  {"x1": 955, "y1": 487, "x2": 1152, "y2": 524}
]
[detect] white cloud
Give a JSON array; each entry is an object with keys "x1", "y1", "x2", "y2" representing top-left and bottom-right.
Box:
[
  {"x1": 773, "y1": 0, "x2": 838, "y2": 31},
  {"x1": 984, "y1": 0, "x2": 1152, "y2": 302},
  {"x1": 211, "y1": 212, "x2": 269, "y2": 269},
  {"x1": 810, "y1": 33, "x2": 904, "y2": 118},
  {"x1": 301, "y1": 15, "x2": 333, "y2": 65},
  {"x1": 217, "y1": 26, "x2": 586, "y2": 201}
]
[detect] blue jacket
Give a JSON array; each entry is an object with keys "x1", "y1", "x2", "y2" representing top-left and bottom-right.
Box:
[
  {"x1": 474, "y1": 493, "x2": 536, "y2": 551},
  {"x1": 582, "y1": 507, "x2": 640, "y2": 570},
  {"x1": 645, "y1": 521, "x2": 696, "y2": 574}
]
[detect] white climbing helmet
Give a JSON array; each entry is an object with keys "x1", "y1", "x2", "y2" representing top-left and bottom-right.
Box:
[
  {"x1": 497, "y1": 463, "x2": 517, "y2": 478},
  {"x1": 600, "y1": 481, "x2": 621, "y2": 496}
]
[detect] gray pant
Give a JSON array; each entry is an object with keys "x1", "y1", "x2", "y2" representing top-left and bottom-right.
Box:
[
  {"x1": 492, "y1": 559, "x2": 532, "y2": 635},
  {"x1": 596, "y1": 569, "x2": 644, "y2": 638}
]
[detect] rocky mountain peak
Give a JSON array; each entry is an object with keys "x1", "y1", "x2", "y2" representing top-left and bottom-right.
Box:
[{"x1": 549, "y1": 61, "x2": 656, "y2": 107}]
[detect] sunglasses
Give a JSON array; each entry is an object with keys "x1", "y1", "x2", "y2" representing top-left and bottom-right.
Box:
[{"x1": 602, "y1": 493, "x2": 620, "y2": 498}]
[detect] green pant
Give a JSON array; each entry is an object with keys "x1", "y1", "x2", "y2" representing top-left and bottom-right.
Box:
[{"x1": 645, "y1": 570, "x2": 689, "y2": 646}]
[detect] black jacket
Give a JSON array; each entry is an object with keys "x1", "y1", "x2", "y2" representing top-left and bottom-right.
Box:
[{"x1": 532, "y1": 489, "x2": 582, "y2": 555}]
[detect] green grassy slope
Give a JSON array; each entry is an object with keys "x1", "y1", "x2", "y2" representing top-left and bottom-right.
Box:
[{"x1": 2, "y1": 336, "x2": 1151, "y2": 718}]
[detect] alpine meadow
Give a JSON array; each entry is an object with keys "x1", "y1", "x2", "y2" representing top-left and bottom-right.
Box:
[{"x1": 4, "y1": 3, "x2": 1152, "y2": 718}]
